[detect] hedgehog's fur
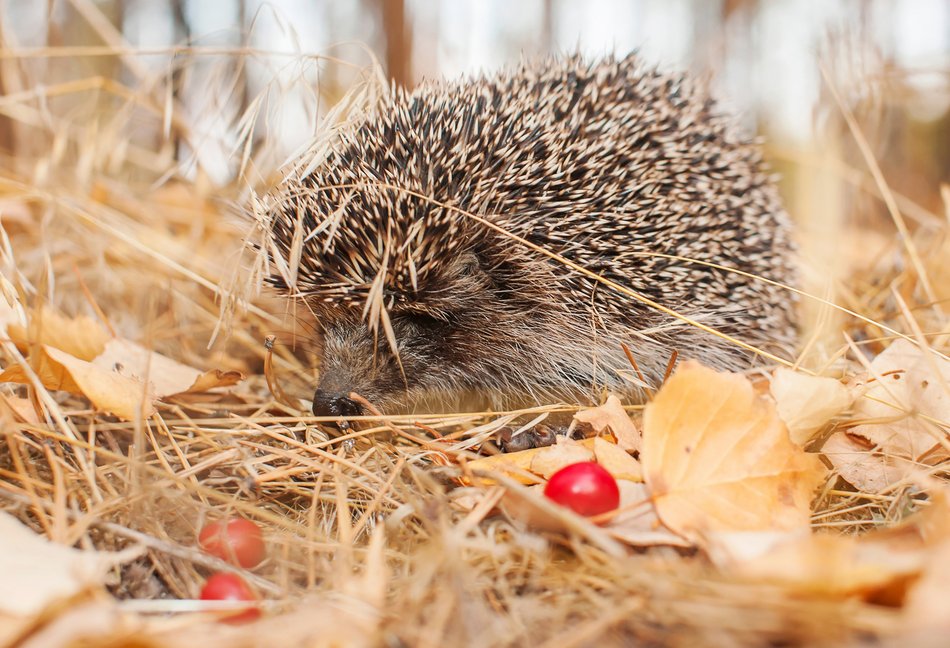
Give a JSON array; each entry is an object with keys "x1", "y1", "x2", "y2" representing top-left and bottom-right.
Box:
[{"x1": 265, "y1": 54, "x2": 797, "y2": 416}]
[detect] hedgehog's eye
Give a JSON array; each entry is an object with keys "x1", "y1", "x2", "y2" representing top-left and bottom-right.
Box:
[{"x1": 394, "y1": 309, "x2": 452, "y2": 330}]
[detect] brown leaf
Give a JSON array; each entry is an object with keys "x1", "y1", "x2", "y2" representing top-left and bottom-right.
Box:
[
  {"x1": 821, "y1": 431, "x2": 908, "y2": 494},
  {"x1": 186, "y1": 368, "x2": 244, "y2": 394},
  {"x1": 824, "y1": 339, "x2": 950, "y2": 492},
  {"x1": 573, "y1": 394, "x2": 641, "y2": 452},
  {"x1": 642, "y1": 361, "x2": 827, "y2": 543}
]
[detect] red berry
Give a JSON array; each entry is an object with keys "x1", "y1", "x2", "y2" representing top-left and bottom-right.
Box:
[
  {"x1": 199, "y1": 572, "x2": 260, "y2": 623},
  {"x1": 198, "y1": 518, "x2": 265, "y2": 568},
  {"x1": 544, "y1": 462, "x2": 620, "y2": 518}
]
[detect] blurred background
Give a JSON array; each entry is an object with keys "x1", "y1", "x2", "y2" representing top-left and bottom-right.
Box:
[
  {"x1": 0, "y1": 0, "x2": 948, "y2": 360},
  {"x1": 3, "y1": 1, "x2": 948, "y2": 187}
]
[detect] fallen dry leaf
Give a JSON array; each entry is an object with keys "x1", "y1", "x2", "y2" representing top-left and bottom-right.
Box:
[
  {"x1": 903, "y1": 540, "x2": 950, "y2": 629},
  {"x1": 0, "y1": 345, "x2": 157, "y2": 419},
  {"x1": 529, "y1": 436, "x2": 595, "y2": 478},
  {"x1": 717, "y1": 486, "x2": 950, "y2": 600},
  {"x1": 0, "y1": 513, "x2": 139, "y2": 617},
  {"x1": 605, "y1": 480, "x2": 688, "y2": 547},
  {"x1": 824, "y1": 339, "x2": 950, "y2": 492},
  {"x1": 464, "y1": 437, "x2": 600, "y2": 485},
  {"x1": 7, "y1": 306, "x2": 109, "y2": 361},
  {"x1": 14, "y1": 601, "x2": 133, "y2": 648},
  {"x1": 642, "y1": 361, "x2": 827, "y2": 543},
  {"x1": 93, "y1": 338, "x2": 242, "y2": 398},
  {"x1": 465, "y1": 450, "x2": 548, "y2": 485},
  {"x1": 593, "y1": 436, "x2": 643, "y2": 482},
  {"x1": 573, "y1": 394, "x2": 641, "y2": 451},
  {"x1": 0, "y1": 394, "x2": 39, "y2": 425},
  {"x1": 465, "y1": 434, "x2": 635, "y2": 486},
  {"x1": 186, "y1": 368, "x2": 245, "y2": 394},
  {"x1": 0, "y1": 307, "x2": 243, "y2": 420},
  {"x1": 770, "y1": 367, "x2": 852, "y2": 445},
  {"x1": 821, "y1": 431, "x2": 909, "y2": 494},
  {"x1": 727, "y1": 532, "x2": 922, "y2": 597}
]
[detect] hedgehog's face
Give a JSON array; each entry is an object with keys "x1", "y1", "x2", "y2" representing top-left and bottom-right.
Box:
[
  {"x1": 312, "y1": 311, "x2": 455, "y2": 417},
  {"x1": 308, "y1": 251, "x2": 509, "y2": 418}
]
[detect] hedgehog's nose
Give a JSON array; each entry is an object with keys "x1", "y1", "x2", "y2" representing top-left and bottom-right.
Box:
[{"x1": 311, "y1": 389, "x2": 362, "y2": 418}]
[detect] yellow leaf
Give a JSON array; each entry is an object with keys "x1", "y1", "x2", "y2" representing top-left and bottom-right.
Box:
[
  {"x1": 727, "y1": 532, "x2": 922, "y2": 597},
  {"x1": 529, "y1": 436, "x2": 594, "y2": 478},
  {"x1": 46, "y1": 346, "x2": 156, "y2": 419},
  {"x1": 605, "y1": 480, "x2": 688, "y2": 547},
  {"x1": 464, "y1": 437, "x2": 599, "y2": 485},
  {"x1": 0, "y1": 345, "x2": 155, "y2": 420},
  {"x1": 770, "y1": 368, "x2": 852, "y2": 445},
  {"x1": 593, "y1": 437, "x2": 643, "y2": 482},
  {"x1": 465, "y1": 449, "x2": 545, "y2": 485},
  {"x1": 642, "y1": 361, "x2": 827, "y2": 542},
  {"x1": 0, "y1": 513, "x2": 137, "y2": 617},
  {"x1": 0, "y1": 347, "x2": 84, "y2": 393},
  {"x1": 8, "y1": 306, "x2": 109, "y2": 361},
  {"x1": 0, "y1": 395, "x2": 39, "y2": 425},
  {"x1": 717, "y1": 488, "x2": 950, "y2": 600},
  {"x1": 93, "y1": 338, "x2": 242, "y2": 398},
  {"x1": 573, "y1": 394, "x2": 641, "y2": 451}
]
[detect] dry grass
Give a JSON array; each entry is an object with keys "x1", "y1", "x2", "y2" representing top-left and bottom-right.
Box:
[{"x1": 0, "y1": 22, "x2": 948, "y2": 648}]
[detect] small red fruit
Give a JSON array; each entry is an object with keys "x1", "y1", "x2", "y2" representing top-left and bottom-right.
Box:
[
  {"x1": 198, "y1": 517, "x2": 265, "y2": 568},
  {"x1": 544, "y1": 462, "x2": 620, "y2": 518},
  {"x1": 199, "y1": 572, "x2": 260, "y2": 623}
]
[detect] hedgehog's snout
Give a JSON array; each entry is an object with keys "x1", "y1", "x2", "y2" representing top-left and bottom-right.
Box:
[{"x1": 311, "y1": 389, "x2": 362, "y2": 419}]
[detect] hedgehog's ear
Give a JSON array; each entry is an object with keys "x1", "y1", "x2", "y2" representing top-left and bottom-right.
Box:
[{"x1": 454, "y1": 252, "x2": 481, "y2": 277}]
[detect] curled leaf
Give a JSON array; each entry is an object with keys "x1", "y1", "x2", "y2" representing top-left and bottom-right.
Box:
[
  {"x1": 825, "y1": 340, "x2": 950, "y2": 492},
  {"x1": 573, "y1": 394, "x2": 641, "y2": 451}
]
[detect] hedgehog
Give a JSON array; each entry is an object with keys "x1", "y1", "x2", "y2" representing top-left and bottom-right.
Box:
[{"x1": 263, "y1": 53, "x2": 797, "y2": 419}]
